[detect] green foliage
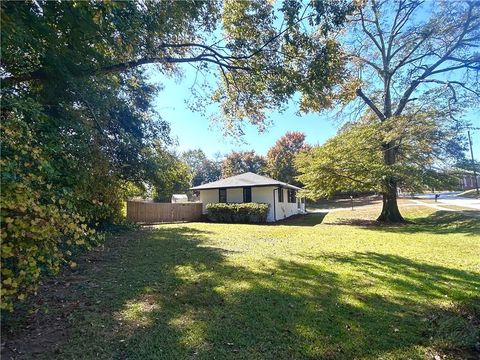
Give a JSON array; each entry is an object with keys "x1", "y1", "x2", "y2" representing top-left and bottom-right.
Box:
[
  {"x1": 266, "y1": 131, "x2": 309, "y2": 185},
  {"x1": 221, "y1": 151, "x2": 266, "y2": 178},
  {"x1": 206, "y1": 203, "x2": 269, "y2": 223},
  {"x1": 212, "y1": 0, "x2": 354, "y2": 135},
  {"x1": 296, "y1": 112, "x2": 463, "y2": 199},
  {"x1": 0, "y1": 116, "x2": 104, "y2": 311},
  {"x1": 0, "y1": 1, "x2": 185, "y2": 310},
  {"x1": 181, "y1": 149, "x2": 221, "y2": 186},
  {"x1": 151, "y1": 147, "x2": 192, "y2": 202}
]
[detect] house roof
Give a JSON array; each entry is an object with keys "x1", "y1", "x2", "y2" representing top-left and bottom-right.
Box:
[{"x1": 190, "y1": 172, "x2": 301, "y2": 191}]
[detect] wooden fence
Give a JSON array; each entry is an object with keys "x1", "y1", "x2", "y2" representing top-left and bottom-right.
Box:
[{"x1": 126, "y1": 201, "x2": 203, "y2": 223}]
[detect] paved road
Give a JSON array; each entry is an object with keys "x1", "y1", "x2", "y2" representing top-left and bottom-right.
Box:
[
  {"x1": 402, "y1": 191, "x2": 480, "y2": 210},
  {"x1": 437, "y1": 198, "x2": 480, "y2": 210}
]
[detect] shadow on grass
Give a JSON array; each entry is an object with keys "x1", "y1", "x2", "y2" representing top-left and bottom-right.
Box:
[
  {"x1": 326, "y1": 210, "x2": 480, "y2": 236},
  {"x1": 4, "y1": 227, "x2": 479, "y2": 359},
  {"x1": 273, "y1": 212, "x2": 328, "y2": 227}
]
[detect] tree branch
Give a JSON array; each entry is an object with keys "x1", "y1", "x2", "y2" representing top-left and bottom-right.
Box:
[
  {"x1": 394, "y1": 1, "x2": 478, "y2": 116},
  {"x1": 356, "y1": 88, "x2": 385, "y2": 120}
]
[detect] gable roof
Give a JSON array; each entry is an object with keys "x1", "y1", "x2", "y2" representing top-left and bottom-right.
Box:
[{"x1": 190, "y1": 172, "x2": 301, "y2": 191}]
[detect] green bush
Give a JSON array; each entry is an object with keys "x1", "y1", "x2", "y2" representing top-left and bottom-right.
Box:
[
  {"x1": 206, "y1": 203, "x2": 269, "y2": 223},
  {"x1": 1, "y1": 117, "x2": 104, "y2": 311}
]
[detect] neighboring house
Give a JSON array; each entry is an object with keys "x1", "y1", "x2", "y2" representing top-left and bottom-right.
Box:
[
  {"x1": 190, "y1": 172, "x2": 306, "y2": 222},
  {"x1": 459, "y1": 173, "x2": 480, "y2": 190}
]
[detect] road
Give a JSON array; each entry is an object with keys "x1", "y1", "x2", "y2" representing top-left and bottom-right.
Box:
[{"x1": 401, "y1": 191, "x2": 480, "y2": 210}]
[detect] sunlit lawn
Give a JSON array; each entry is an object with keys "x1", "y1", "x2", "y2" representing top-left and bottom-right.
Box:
[{"x1": 7, "y1": 206, "x2": 480, "y2": 359}]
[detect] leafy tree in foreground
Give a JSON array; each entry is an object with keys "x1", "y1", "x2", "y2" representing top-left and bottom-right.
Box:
[
  {"x1": 300, "y1": 0, "x2": 480, "y2": 222},
  {"x1": 221, "y1": 151, "x2": 267, "y2": 178},
  {"x1": 266, "y1": 131, "x2": 309, "y2": 185},
  {"x1": 0, "y1": 0, "x2": 354, "y2": 310},
  {"x1": 296, "y1": 110, "x2": 465, "y2": 202}
]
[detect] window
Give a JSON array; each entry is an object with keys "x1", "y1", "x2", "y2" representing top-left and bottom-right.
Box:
[
  {"x1": 219, "y1": 188, "x2": 227, "y2": 203},
  {"x1": 287, "y1": 189, "x2": 296, "y2": 203},
  {"x1": 243, "y1": 187, "x2": 252, "y2": 203},
  {"x1": 278, "y1": 188, "x2": 284, "y2": 202}
]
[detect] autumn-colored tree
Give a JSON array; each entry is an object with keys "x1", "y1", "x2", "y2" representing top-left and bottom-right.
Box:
[
  {"x1": 266, "y1": 132, "x2": 309, "y2": 185},
  {"x1": 221, "y1": 151, "x2": 267, "y2": 178}
]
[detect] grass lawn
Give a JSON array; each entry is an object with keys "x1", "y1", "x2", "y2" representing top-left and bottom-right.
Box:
[{"x1": 3, "y1": 206, "x2": 480, "y2": 359}]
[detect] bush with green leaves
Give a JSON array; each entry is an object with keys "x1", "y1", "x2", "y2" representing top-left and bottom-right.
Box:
[
  {"x1": 1, "y1": 117, "x2": 104, "y2": 311},
  {"x1": 206, "y1": 203, "x2": 269, "y2": 223}
]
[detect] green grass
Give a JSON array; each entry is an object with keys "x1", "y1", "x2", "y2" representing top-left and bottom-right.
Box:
[
  {"x1": 5, "y1": 206, "x2": 480, "y2": 359},
  {"x1": 458, "y1": 189, "x2": 480, "y2": 199}
]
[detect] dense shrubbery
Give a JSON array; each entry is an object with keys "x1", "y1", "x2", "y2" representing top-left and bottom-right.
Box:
[
  {"x1": 206, "y1": 203, "x2": 269, "y2": 223},
  {"x1": 0, "y1": 117, "x2": 104, "y2": 311}
]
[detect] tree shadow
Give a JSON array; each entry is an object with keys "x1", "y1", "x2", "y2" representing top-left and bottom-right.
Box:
[
  {"x1": 326, "y1": 210, "x2": 480, "y2": 236},
  {"x1": 4, "y1": 228, "x2": 479, "y2": 359},
  {"x1": 273, "y1": 213, "x2": 328, "y2": 227}
]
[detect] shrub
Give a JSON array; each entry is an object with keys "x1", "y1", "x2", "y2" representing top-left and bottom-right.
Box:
[
  {"x1": 1, "y1": 117, "x2": 104, "y2": 311},
  {"x1": 206, "y1": 203, "x2": 269, "y2": 223}
]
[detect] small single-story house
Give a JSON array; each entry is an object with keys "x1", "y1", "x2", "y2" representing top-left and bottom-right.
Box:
[{"x1": 190, "y1": 172, "x2": 306, "y2": 222}]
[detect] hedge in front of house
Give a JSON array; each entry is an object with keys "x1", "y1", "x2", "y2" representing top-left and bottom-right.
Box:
[{"x1": 206, "y1": 203, "x2": 269, "y2": 223}]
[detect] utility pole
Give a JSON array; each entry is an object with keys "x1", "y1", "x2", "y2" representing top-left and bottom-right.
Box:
[{"x1": 467, "y1": 129, "x2": 479, "y2": 195}]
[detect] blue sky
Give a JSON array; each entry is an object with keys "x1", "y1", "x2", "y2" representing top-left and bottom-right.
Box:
[
  {"x1": 149, "y1": 65, "x2": 480, "y2": 159},
  {"x1": 150, "y1": 68, "x2": 338, "y2": 158}
]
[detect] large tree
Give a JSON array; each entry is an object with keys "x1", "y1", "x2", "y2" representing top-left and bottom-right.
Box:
[
  {"x1": 266, "y1": 131, "x2": 309, "y2": 185},
  {"x1": 181, "y1": 149, "x2": 222, "y2": 186},
  {"x1": 296, "y1": 110, "x2": 465, "y2": 200},
  {"x1": 300, "y1": 0, "x2": 480, "y2": 222},
  {"x1": 0, "y1": 0, "x2": 354, "y2": 309},
  {"x1": 221, "y1": 151, "x2": 267, "y2": 177}
]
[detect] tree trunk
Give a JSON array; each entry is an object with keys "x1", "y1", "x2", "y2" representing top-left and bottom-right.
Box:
[
  {"x1": 377, "y1": 177, "x2": 404, "y2": 222},
  {"x1": 377, "y1": 142, "x2": 405, "y2": 223}
]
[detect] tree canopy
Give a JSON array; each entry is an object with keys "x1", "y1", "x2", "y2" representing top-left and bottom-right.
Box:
[
  {"x1": 296, "y1": 109, "x2": 464, "y2": 199},
  {"x1": 297, "y1": 0, "x2": 480, "y2": 222},
  {"x1": 221, "y1": 151, "x2": 267, "y2": 178},
  {"x1": 266, "y1": 131, "x2": 309, "y2": 185},
  {"x1": 181, "y1": 149, "x2": 222, "y2": 187}
]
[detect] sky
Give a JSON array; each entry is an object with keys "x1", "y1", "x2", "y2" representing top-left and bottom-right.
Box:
[
  {"x1": 145, "y1": 0, "x2": 480, "y2": 161},
  {"x1": 150, "y1": 67, "x2": 339, "y2": 158},
  {"x1": 150, "y1": 65, "x2": 480, "y2": 160}
]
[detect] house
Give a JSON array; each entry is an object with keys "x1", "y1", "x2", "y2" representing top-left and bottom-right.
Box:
[
  {"x1": 459, "y1": 173, "x2": 480, "y2": 190},
  {"x1": 190, "y1": 172, "x2": 306, "y2": 222}
]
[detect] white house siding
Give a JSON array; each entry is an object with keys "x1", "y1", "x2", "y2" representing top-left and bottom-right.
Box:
[
  {"x1": 251, "y1": 186, "x2": 276, "y2": 222},
  {"x1": 199, "y1": 189, "x2": 219, "y2": 213},
  {"x1": 275, "y1": 188, "x2": 301, "y2": 221}
]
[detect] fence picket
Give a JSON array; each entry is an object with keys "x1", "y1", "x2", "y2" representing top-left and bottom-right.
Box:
[{"x1": 126, "y1": 201, "x2": 202, "y2": 223}]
